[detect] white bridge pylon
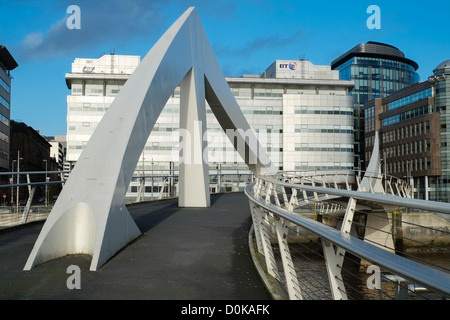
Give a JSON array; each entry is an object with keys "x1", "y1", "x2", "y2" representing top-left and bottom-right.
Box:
[{"x1": 24, "y1": 7, "x2": 273, "y2": 271}]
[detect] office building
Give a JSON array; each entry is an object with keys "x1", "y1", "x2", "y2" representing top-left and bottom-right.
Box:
[
  {"x1": 49, "y1": 140, "x2": 64, "y2": 170},
  {"x1": 10, "y1": 120, "x2": 59, "y2": 202},
  {"x1": 65, "y1": 54, "x2": 141, "y2": 163},
  {"x1": 363, "y1": 60, "x2": 450, "y2": 202},
  {"x1": 45, "y1": 135, "x2": 67, "y2": 170},
  {"x1": 66, "y1": 55, "x2": 354, "y2": 198},
  {"x1": 0, "y1": 46, "x2": 18, "y2": 172},
  {"x1": 332, "y1": 41, "x2": 420, "y2": 169}
]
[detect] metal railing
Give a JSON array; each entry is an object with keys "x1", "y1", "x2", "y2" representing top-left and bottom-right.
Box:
[
  {"x1": 0, "y1": 170, "x2": 68, "y2": 230},
  {"x1": 0, "y1": 170, "x2": 255, "y2": 229},
  {"x1": 125, "y1": 172, "x2": 254, "y2": 204},
  {"x1": 280, "y1": 170, "x2": 413, "y2": 198},
  {"x1": 246, "y1": 171, "x2": 450, "y2": 300}
]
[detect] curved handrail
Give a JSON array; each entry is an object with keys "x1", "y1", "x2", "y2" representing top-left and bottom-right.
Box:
[
  {"x1": 272, "y1": 170, "x2": 412, "y2": 196},
  {"x1": 257, "y1": 172, "x2": 448, "y2": 215},
  {"x1": 246, "y1": 172, "x2": 450, "y2": 300}
]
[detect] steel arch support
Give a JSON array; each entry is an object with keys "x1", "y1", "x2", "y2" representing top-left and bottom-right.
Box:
[
  {"x1": 24, "y1": 7, "x2": 272, "y2": 271},
  {"x1": 178, "y1": 67, "x2": 210, "y2": 207}
]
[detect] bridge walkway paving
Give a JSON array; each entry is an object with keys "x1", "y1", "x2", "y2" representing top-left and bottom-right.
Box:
[{"x1": 0, "y1": 193, "x2": 272, "y2": 300}]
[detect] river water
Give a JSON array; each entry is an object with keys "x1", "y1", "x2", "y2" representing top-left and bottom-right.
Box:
[{"x1": 294, "y1": 252, "x2": 450, "y2": 300}]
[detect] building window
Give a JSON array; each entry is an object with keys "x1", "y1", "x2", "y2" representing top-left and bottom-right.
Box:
[
  {"x1": 0, "y1": 131, "x2": 8, "y2": 143},
  {"x1": 0, "y1": 95, "x2": 9, "y2": 110},
  {"x1": 0, "y1": 114, "x2": 9, "y2": 126},
  {"x1": 426, "y1": 157, "x2": 431, "y2": 170},
  {"x1": 0, "y1": 77, "x2": 10, "y2": 93}
]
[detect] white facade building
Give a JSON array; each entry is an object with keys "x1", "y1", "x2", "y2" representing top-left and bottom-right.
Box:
[
  {"x1": 66, "y1": 55, "x2": 354, "y2": 198},
  {"x1": 48, "y1": 140, "x2": 64, "y2": 169},
  {"x1": 66, "y1": 54, "x2": 141, "y2": 163}
]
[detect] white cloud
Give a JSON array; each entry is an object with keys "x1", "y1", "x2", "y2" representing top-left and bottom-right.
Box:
[
  {"x1": 17, "y1": 0, "x2": 170, "y2": 61},
  {"x1": 22, "y1": 32, "x2": 44, "y2": 49}
]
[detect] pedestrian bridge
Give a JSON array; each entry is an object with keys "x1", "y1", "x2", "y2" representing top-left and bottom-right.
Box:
[
  {"x1": 0, "y1": 193, "x2": 271, "y2": 300},
  {"x1": 1, "y1": 169, "x2": 449, "y2": 300}
]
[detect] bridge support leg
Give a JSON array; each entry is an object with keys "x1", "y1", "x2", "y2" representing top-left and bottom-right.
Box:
[
  {"x1": 178, "y1": 68, "x2": 210, "y2": 208},
  {"x1": 21, "y1": 174, "x2": 36, "y2": 224},
  {"x1": 362, "y1": 211, "x2": 395, "y2": 264}
]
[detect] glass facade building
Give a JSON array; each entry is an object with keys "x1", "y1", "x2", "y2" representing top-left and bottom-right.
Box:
[
  {"x1": 0, "y1": 46, "x2": 18, "y2": 172},
  {"x1": 363, "y1": 60, "x2": 450, "y2": 202},
  {"x1": 332, "y1": 42, "x2": 420, "y2": 169},
  {"x1": 428, "y1": 60, "x2": 450, "y2": 201}
]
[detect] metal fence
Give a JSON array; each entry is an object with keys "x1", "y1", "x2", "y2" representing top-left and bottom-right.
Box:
[
  {"x1": 246, "y1": 171, "x2": 450, "y2": 300},
  {"x1": 0, "y1": 170, "x2": 254, "y2": 229},
  {"x1": 0, "y1": 170, "x2": 67, "y2": 230},
  {"x1": 125, "y1": 172, "x2": 254, "y2": 203}
]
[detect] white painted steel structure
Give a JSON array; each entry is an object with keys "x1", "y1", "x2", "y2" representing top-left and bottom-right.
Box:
[{"x1": 24, "y1": 7, "x2": 272, "y2": 271}]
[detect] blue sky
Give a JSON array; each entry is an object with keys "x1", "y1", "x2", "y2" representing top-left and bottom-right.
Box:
[{"x1": 0, "y1": 0, "x2": 449, "y2": 136}]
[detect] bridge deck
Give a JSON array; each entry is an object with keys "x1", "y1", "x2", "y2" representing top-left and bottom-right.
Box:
[{"x1": 0, "y1": 193, "x2": 271, "y2": 300}]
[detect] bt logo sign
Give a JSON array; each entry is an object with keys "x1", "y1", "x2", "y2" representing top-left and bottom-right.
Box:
[{"x1": 279, "y1": 62, "x2": 297, "y2": 71}]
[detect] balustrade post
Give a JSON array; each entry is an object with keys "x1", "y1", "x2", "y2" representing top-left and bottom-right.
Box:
[
  {"x1": 321, "y1": 196, "x2": 357, "y2": 300},
  {"x1": 257, "y1": 207, "x2": 282, "y2": 282},
  {"x1": 265, "y1": 182, "x2": 273, "y2": 204},
  {"x1": 275, "y1": 216, "x2": 302, "y2": 300},
  {"x1": 287, "y1": 188, "x2": 298, "y2": 213},
  {"x1": 345, "y1": 173, "x2": 350, "y2": 190},
  {"x1": 281, "y1": 186, "x2": 288, "y2": 206},
  {"x1": 322, "y1": 240, "x2": 348, "y2": 300},
  {"x1": 250, "y1": 204, "x2": 264, "y2": 256}
]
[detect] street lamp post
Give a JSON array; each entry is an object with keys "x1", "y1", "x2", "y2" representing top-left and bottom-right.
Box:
[
  {"x1": 141, "y1": 152, "x2": 145, "y2": 202},
  {"x1": 407, "y1": 160, "x2": 413, "y2": 198},
  {"x1": 43, "y1": 160, "x2": 48, "y2": 207},
  {"x1": 151, "y1": 158, "x2": 154, "y2": 201},
  {"x1": 16, "y1": 151, "x2": 23, "y2": 214},
  {"x1": 383, "y1": 151, "x2": 387, "y2": 192},
  {"x1": 11, "y1": 160, "x2": 16, "y2": 205}
]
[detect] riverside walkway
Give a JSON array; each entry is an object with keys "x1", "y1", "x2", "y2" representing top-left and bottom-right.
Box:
[{"x1": 0, "y1": 193, "x2": 271, "y2": 300}]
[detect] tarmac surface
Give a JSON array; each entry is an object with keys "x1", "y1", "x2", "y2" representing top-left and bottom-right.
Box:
[{"x1": 0, "y1": 193, "x2": 272, "y2": 300}]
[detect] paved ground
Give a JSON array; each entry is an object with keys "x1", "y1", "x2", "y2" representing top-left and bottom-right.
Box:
[{"x1": 0, "y1": 193, "x2": 272, "y2": 300}]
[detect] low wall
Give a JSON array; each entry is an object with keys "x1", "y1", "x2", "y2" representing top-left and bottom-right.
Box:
[
  {"x1": 0, "y1": 213, "x2": 49, "y2": 229},
  {"x1": 401, "y1": 213, "x2": 450, "y2": 252},
  {"x1": 277, "y1": 211, "x2": 450, "y2": 253}
]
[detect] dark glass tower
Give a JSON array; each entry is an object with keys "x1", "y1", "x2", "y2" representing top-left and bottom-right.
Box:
[
  {"x1": 331, "y1": 41, "x2": 420, "y2": 169},
  {"x1": 0, "y1": 46, "x2": 18, "y2": 172}
]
